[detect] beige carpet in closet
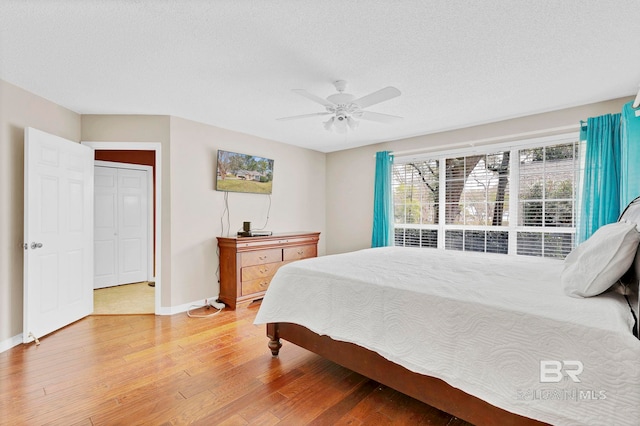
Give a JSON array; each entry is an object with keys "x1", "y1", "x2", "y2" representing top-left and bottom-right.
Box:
[{"x1": 93, "y1": 282, "x2": 154, "y2": 315}]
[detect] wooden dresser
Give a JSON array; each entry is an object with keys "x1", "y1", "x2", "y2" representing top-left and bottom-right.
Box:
[{"x1": 217, "y1": 232, "x2": 320, "y2": 309}]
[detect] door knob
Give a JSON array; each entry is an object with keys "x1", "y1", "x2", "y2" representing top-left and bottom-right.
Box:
[{"x1": 30, "y1": 242, "x2": 43, "y2": 249}]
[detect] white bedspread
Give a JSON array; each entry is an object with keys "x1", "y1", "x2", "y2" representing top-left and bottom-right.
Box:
[{"x1": 254, "y1": 247, "x2": 640, "y2": 426}]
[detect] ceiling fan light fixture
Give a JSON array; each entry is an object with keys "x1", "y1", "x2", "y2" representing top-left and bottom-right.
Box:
[
  {"x1": 323, "y1": 117, "x2": 335, "y2": 131},
  {"x1": 334, "y1": 118, "x2": 348, "y2": 134},
  {"x1": 347, "y1": 116, "x2": 359, "y2": 130}
]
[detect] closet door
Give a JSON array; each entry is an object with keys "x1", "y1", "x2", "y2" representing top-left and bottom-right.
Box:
[
  {"x1": 117, "y1": 168, "x2": 148, "y2": 284},
  {"x1": 94, "y1": 166, "x2": 118, "y2": 289},
  {"x1": 93, "y1": 166, "x2": 148, "y2": 288}
]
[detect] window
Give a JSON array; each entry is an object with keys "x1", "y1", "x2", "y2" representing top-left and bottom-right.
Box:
[
  {"x1": 393, "y1": 160, "x2": 439, "y2": 247},
  {"x1": 516, "y1": 144, "x2": 579, "y2": 257},
  {"x1": 392, "y1": 135, "x2": 581, "y2": 258}
]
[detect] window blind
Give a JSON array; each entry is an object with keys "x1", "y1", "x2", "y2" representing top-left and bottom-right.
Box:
[{"x1": 392, "y1": 136, "x2": 582, "y2": 259}]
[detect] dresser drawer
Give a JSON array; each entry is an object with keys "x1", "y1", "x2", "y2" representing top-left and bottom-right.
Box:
[
  {"x1": 283, "y1": 244, "x2": 317, "y2": 261},
  {"x1": 240, "y1": 248, "x2": 282, "y2": 266},
  {"x1": 241, "y1": 262, "x2": 281, "y2": 281},
  {"x1": 241, "y1": 277, "x2": 272, "y2": 295}
]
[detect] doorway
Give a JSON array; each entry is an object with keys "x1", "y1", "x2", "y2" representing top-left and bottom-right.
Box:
[
  {"x1": 82, "y1": 141, "x2": 162, "y2": 315},
  {"x1": 93, "y1": 162, "x2": 153, "y2": 314}
]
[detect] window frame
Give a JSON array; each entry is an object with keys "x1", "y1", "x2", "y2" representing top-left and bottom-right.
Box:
[{"x1": 393, "y1": 132, "x2": 582, "y2": 257}]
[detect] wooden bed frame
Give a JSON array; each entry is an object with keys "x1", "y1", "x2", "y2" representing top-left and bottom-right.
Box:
[
  {"x1": 267, "y1": 322, "x2": 547, "y2": 426},
  {"x1": 263, "y1": 199, "x2": 640, "y2": 425}
]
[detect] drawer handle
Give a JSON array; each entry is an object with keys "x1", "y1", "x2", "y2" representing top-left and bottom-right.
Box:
[
  {"x1": 296, "y1": 249, "x2": 304, "y2": 255},
  {"x1": 259, "y1": 267, "x2": 267, "y2": 274},
  {"x1": 259, "y1": 255, "x2": 267, "y2": 260},
  {"x1": 260, "y1": 281, "x2": 268, "y2": 288}
]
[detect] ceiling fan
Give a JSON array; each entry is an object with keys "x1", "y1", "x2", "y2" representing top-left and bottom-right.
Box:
[{"x1": 277, "y1": 80, "x2": 402, "y2": 133}]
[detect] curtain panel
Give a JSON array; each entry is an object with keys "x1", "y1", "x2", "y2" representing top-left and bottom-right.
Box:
[
  {"x1": 372, "y1": 151, "x2": 394, "y2": 247},
  {"x1": 621, "y1": 101, "x2": 640, "y2": 211},
  {"x1": 579, "y1": 113, "x2": 621, "y2": 242}
]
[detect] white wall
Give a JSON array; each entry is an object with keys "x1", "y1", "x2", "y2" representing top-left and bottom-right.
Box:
[
  {"x1": 324, "y1": 97, "x2": 634, "y2": 255},
  {"x1": 169, "y1": 116, "x2": 326, "y2": 306}
]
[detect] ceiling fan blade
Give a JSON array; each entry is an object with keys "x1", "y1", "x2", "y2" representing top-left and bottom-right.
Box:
[
  {"x1": 352, "y1": 86, "x2": 401, "y2": 109},
  {"x1": 359, "y1": 111, "x2": 403, "y2": 123},
  {"x1": 277, "y1": 112, "x2": 333, "y2": 121},
  {"x1": 292, "y1": 89, "x2": 336, "y2": 108}
]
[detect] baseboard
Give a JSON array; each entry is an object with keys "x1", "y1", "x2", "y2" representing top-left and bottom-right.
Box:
[
  {"x1": 157, "y1": 296, "x2": 220, "y2": 315},
  {"x1": 2, "y1": 296, "x2": 222, "y2": 351},
  {"x1": 0, "y1": 333, "x2": 23, "y2": 353}
]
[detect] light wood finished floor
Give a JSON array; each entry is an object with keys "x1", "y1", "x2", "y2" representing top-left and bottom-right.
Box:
[{"x1": 0, "y1": 305, "x2": 472, "y2": 425}]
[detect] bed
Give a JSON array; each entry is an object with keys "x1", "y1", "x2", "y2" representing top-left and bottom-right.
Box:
[{"x1": 254, "y1": 202, "x2": 640, "y2": 426}]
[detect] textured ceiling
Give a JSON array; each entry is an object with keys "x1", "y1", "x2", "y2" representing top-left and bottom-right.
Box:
[{"x1": 1, "y1": 1, "x2": 640, "y2": 153}]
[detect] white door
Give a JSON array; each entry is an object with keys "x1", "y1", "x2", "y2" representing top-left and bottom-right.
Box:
[
  {"x1": 117, "y1": 168, "x2": 148, "y2": 284},
  {"x1": 23, "y1": 127, "x2": 93, "y2": 343},
  {"x1": 94, "y1": 166, "x2": 148, "y2": 288},
  {"x1": 94, "y1": 166, "x2": 118, "y2": 288}
]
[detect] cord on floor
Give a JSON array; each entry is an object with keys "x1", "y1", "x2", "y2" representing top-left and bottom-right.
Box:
[{"x1": 187, "y1": 302, "x2": 223, "y2": 318}]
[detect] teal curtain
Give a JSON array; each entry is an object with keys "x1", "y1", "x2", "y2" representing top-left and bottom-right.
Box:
[
  {"x1": 579, "y1": 113, "x2": 621, "y2": 242},
  {"x1": 579, "y1": 120, "x2": 588, "y2": 141},
  {"x1": 372, "y1": 151, "x2": 394, "y2": 247},
  {"x1": 620, "y1": 101, "x2": 640, "y2": 210}
]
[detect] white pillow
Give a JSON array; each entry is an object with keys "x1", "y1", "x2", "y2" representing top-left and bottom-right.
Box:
[{"x1": 562, "y1": 221, "x2": 640, "y2": 298}]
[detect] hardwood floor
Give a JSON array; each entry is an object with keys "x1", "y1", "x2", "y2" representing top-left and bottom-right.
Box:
[{"x1": 0, "y1": 305, "x2": 472, "y2": 425}]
